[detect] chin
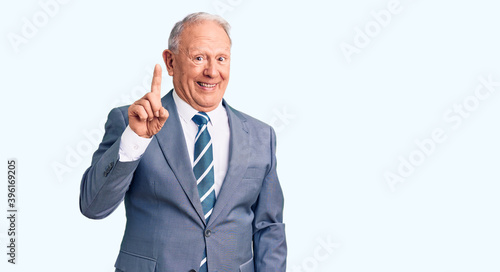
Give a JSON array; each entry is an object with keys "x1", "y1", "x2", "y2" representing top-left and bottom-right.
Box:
[{"x1": 196, "y1": 98, "x2": 221, "y2": 110}]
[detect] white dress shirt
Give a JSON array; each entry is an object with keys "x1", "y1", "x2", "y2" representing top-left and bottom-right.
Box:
[{"x1": 118, "y1": 90, "x2": 230, "y2": 197}]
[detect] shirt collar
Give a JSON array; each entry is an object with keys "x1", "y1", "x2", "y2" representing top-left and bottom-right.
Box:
[{"x1": 172, "y1": 89, "x2": 226, "y2": 126}]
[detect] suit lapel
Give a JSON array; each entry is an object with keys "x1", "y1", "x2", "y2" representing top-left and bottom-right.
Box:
[
  {"x1": 208, "y1": 101, "x2": 250, "y2": 226},
  {"x1": 155, "y1": 91, "x2": 206, "y2": 225}
]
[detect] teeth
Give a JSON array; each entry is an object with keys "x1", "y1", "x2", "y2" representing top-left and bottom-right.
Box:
[{"x1": 198, "y1": 82, "x2": 216, "y2": 88}]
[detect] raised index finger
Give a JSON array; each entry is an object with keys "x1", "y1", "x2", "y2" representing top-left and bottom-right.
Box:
[{"x1": 151, "y1": 64, "x2": 162, "y2": 96}]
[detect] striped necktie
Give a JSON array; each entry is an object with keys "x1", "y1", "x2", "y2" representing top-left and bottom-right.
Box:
[{"x1": 192, "y1": 112, "x2": 216, "y2": 272}]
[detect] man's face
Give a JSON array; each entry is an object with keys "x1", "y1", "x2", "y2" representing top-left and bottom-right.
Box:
[{"x1": 164, "y1": 20, "x2": 231, "y2": 112}]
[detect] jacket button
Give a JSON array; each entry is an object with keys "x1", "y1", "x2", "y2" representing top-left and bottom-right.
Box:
[{"x1": 204, "y1": 229, "x2": 211, "y2": 237}]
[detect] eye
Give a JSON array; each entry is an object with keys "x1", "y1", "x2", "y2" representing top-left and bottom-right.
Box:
[
  {"x1": 195, "y1": 56, "x2": 204, "y2": 62},
  {"x1": 218, "y1": 56, "x2": 226, "y2": 62}
]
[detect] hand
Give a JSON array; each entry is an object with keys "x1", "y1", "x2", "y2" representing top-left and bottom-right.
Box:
[{"x1": 128, "y1": 64, "x2": 169, "y2": 138}]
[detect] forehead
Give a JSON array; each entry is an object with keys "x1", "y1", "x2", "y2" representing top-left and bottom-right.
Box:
[{"x1": 179, "y1": 21, "x2": 231, "y2": 52}]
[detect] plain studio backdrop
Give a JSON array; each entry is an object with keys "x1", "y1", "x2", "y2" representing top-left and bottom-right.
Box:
[{"x1": 1, "y1": 0, "x2": 500, "y2": 271}]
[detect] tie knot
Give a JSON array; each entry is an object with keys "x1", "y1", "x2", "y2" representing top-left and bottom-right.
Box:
[{"x1": 192, "y1": 112, "x2": 210, "y2": 126}]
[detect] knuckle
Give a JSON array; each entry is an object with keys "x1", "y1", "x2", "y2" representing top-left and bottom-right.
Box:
[{"x1": 140, "y1": 98, "x2": 151, "y2": 107}]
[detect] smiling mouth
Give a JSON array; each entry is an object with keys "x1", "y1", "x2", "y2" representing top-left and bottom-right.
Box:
[{"x1": 197, "y1": 82, "x2": 217, "y2": 88}]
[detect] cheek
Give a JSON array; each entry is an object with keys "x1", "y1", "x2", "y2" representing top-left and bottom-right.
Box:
[
  {"x1": 187, "y1": 66, "x2": 205, "y2": 80},
  {"x1": 221, "y1": 67, "x2": 230, "y2": 80}
]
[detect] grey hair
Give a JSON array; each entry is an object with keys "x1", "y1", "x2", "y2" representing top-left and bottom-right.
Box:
[{"x1": 168, "y1": 12, "x2": 232, "y2": 53}]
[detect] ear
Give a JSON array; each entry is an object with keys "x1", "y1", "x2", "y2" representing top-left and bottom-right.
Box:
[{"x1": 163, "y1": 49, "x2": 175, "y2": 76}]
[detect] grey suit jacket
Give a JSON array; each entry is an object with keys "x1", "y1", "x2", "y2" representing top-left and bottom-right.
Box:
[{"x1": 80, "y1": 90, "x2": 286, "y2": 272}]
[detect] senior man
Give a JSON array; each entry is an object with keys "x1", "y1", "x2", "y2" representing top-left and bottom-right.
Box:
[{"x1": 80, "y1": 12, "x2": 286, "y2": 272}]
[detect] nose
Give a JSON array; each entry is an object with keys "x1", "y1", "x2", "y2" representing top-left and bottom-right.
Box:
[{"x1": 203, "y1": 60, "x2": 218, "y2": 78}]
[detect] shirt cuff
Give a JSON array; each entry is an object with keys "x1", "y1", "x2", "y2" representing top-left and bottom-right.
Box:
[{"x1": 118, "y1": 126, "x2": 152, "y2": 162}]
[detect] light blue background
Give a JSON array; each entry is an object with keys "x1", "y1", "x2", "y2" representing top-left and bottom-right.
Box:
[{"x1": 1, "y1": 0, "x2": 500, "y2": 271}]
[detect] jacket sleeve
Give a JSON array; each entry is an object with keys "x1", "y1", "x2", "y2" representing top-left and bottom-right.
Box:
[
  {"x1": 252, "y1": 127, "x2": 287, "y2": 271},
  {"x1": 79, "y1": 107, "x2": 141, "y2": 219}
]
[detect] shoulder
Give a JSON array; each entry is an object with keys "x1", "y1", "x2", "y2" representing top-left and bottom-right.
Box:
[
  {"x1": 106, "y1": 105, "x2": 130, "y2": 124},
  {"x1": 226, "y1": 104, "x2": 272, "y2": 130},
  {"x1": 112, "y1": 104, "x2": 130, "y2": 117},
  {"x1": 225, "y1": 103, "x2": 277, "y2": 144}
]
